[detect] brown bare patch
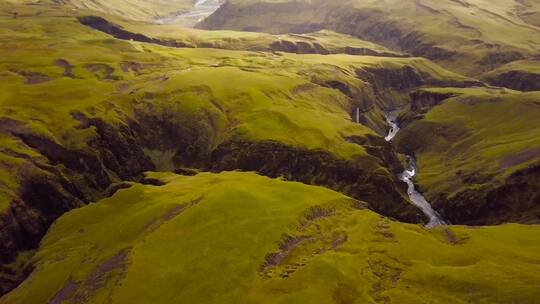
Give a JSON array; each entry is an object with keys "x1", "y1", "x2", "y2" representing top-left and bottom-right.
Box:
[
  {"x1": 54, "y1": 59, "x2": 74, "y2": 78},
  {"x1": 48, "y1": 248, "x2": 130, "y2": 303},
  {"x1": 120, "y1": 61, "x2": 141, "y2": 73},
  {"x1": 500, "y1": 147, "x2": 540, "y2": 169},
  {"x1": 372, "y1": 220, "x2": 395, "y2": 242},
  {"x1": 0, "y1": 117, "x2": 28, "y2": 135},
  {"x1": 304, "y1": 205, "x2": 336, "y2": 221},
  {"x1": 48, "y1": 277, "x2": 79, "y2": 304},
  {"x1": 85, "y1": 64, "x2": 115, "y2": 80},
  {"x1": 261, "y1": 234, "x2": 310, "y2": 271},
  {"x1": 297, "y1": 205, "x2": 336, "y2": 230},
  {"x1": 260, "y1": 203, "x2": 352, "y2": 279},
  {"x1": 70, "y1": 248, "x2": 130, "y2": 303},
  {"x1": 367, "y1": 257, "x2": 403, "y2": 302},
  {"x1": 145, "y1": 196, "x2": 205, "y2": 233},
  {"x1": 10, "y1": 69, "x2": 51, "y2": 84},
  {"x1": 331, "y1": 231, "x2": 348, "y2": 249},
  {"x1": 163, "y1": 196, "x2": 204, "y2": 221},
  {"x1": 292, "y1": 83, "x2": 319, "y2": 95}
]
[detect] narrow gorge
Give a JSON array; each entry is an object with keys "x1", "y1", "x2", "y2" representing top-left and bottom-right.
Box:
[{"x1": 383, "y1": 113, "x2": 446, "y2": 229}]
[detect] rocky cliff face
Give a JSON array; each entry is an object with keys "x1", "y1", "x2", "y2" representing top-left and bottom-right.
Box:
[
  {"x1": 483, "y1": 70, "x2": 540, "y2": 91},
  {"x1": 432, "y1": 163, "x2": 540, "y2": 225},
  {"x1": 0, "y1": 116, "x2": 154, "y2": 263},
  {"x1": 394, "y1": 89, "x2": 540, "y2": 225},
  {"x1": 208, "y1": 139, "x2": 422, "y2": 223}
]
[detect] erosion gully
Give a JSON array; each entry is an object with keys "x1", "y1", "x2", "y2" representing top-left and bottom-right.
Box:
[{"x1": 384, "y1": 112, "x2": 446, "y2": 229}]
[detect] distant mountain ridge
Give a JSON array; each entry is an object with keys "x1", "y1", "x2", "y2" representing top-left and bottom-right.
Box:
[
  {"x1": 199, "y1": 0, "x2": 540, "y2": 76},
  {"x1": 58, "y1": 0, "x2": 195, "y2": 21}
]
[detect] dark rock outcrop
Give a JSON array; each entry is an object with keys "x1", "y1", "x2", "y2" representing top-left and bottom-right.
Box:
[
  {"x1": 484, "y1": 70, "x2": 540, "y2": 91},
  {"x1": 78, "y1": 16, "x2": 191, "y2": 48},
  {"x1": 409, "y1": 90, "x2": 458, "y2": 112},
  {"x1": 477, "y1": 51, "x2": 525, "y2": 71}
]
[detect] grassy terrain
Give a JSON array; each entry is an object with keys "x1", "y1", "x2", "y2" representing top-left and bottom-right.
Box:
[
  {"x1": 0, "y1": 0, "x2": 473, "y2": 211},
  {"x1": 399, "y1": 87, "x2": 540, "y2": 194},
  {"x1": 1, "y1": 0, "x2": 540, "y2": 301},
  {"x1": 0, "y1": 1, "x2": 477, "y2": 277},
  {"x1": 481, "y1": 59, "x2": 540, "y2": 91},
  {"x1": 75, "y1": 10, "x2": 405, "y2": 57},
  {"x1": 200, "y1": 0, "x2": 540, "y2": 76},
  {"x1": 395, "y1": 87, "x2": 540, "y2": 222},
  {"x1": 55, "y1": 0, "x2": 195, "y2": 21},
  {"x1": 2, "y1": 171, "x2": 540, "y2": 303}
]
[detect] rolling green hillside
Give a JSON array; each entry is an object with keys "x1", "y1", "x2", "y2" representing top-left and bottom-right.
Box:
[
  {"x1": 200, "y1": 0, "x2": 540, "y2": 76},
  {"x1": 2, "y1": 172, "x2": 540, "y2": 304},
  {"x1": 481, "y1": 58, "x2": 540, "y2": 91},
  {"x1": 395, "y1": 88, "x2": 540, "y2": 224},
  {"x1": 0, "y1": 0, "x2": 539, "y2": 302},
  {"x1": 58, "y1": 0, "x2": 194, "y2": 21},
  {"x1": 0, "y1": 0, "x2": 483, "y2": 293}
]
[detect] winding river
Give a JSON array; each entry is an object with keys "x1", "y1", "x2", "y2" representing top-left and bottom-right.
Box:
[
  {"x1": 155, "y1": 0, "x2": 223, "y2": 26},
  {"x1": 384, "y1": 113, "x2": 446, "y2": 229}
]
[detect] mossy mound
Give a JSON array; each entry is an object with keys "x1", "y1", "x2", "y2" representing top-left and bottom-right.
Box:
[{"x1": 2, "y1": 171, "x2": 540, "y2": 304}]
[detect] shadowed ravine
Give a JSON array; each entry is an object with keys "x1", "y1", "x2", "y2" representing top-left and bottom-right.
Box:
[{"x1": 384, "y1": 113, "x2": 446, "y2": 229}]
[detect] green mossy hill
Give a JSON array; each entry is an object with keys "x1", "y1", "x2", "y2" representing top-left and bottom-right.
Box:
[
  {"x1": 481, "y1": 58, "x2": 540, "y2": 91},
  {"x1": 395, "y1": 88, "x2": 540, "y2": 225},
  {"x1": 0, "y1": 1, "x2": 480, "y2": 291},
  {"x1": 2, "y1": 171, "x2": 540, "y2": 304},
  {"x1": 200, "y1": 0, "x2": 540, "y2": 76}
]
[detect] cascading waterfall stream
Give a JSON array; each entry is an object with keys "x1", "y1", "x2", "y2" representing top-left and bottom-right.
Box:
[
  {"x1": 384, "y1": 112, "x2": 446, "y2": 229},
  {"x1": 384, "y1": 112, "x2": 400, "y2": 142}
]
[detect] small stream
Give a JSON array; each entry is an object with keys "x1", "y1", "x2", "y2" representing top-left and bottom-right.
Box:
[
  {"x1": 384, "y1": 112, "x2": 400, "y2": 142},
  {"x1": 384, "y1": 112, "x2": 446, "y2": 229}
]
